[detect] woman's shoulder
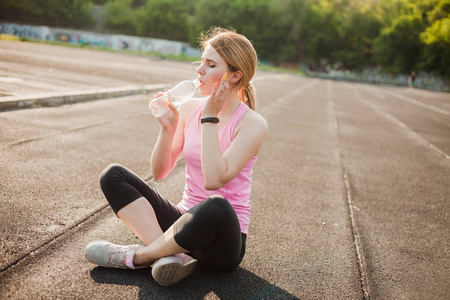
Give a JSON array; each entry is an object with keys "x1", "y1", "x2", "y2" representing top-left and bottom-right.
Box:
[
  {"x1": 243, "y1": 107, "x2": 268, "y2": 132},
  {"x1": 236, "y1": 106, "x2": 268, "y2": 140}
]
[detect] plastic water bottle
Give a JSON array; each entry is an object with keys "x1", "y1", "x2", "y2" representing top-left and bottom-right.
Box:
[{"x1": 149, "y1": 79, "x2": 201, "y2": 117}]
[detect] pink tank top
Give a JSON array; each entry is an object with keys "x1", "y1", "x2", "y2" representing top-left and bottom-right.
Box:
[{"x1": 177, "y1": 99, "x2": 257, "y2": 234}]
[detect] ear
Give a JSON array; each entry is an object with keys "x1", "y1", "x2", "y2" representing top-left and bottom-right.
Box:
[{"x1": 230, "y1": 70, "x2": 243, "y2": 83}]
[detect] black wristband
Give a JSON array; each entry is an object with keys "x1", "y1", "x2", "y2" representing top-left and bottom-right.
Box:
[{"x1": 201, "y1": 117, "x2": 220, "y2": 124}]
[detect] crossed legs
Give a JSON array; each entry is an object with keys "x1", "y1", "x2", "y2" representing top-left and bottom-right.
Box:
[
  {"x1": 98, "y1": 163, "x2": 245, "y2": 272},
  {"x1": 115, "y1": 197, "x2": 187, "y2": 266},
  {"x1": 100, "y1": 164, "x2": 187, "y2": 266}
]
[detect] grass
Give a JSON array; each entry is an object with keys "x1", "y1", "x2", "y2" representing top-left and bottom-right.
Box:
[
  {"x1": 0, "y1": 34, "x2": 20, "y2": 41},
  {"x1": 258, "y1": 64, "x2": 305, "y2": 76}
]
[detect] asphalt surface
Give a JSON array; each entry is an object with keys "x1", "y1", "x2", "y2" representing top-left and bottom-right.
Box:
[{"x1": 1, "y1": 41, "x2": 449, "y2": 299}]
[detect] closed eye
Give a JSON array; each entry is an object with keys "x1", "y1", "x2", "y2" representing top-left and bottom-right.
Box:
[{"x1": 201, "y1": 58, "x2": 218, "y2": 67}]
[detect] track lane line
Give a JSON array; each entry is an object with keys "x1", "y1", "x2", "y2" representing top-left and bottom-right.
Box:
[
  {"x1": 348, "y1": 83, "x2": 449, "y2": 160},
  {"x1": 359, "y1": 85, "x2": 450, "y2": 117},
  {"x1": 328, "y1": 80, "x2": 371, "y2": 300}
]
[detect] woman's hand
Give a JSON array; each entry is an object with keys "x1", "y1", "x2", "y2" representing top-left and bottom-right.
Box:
[
  {"x1": 150, "y1": 89, "x2": 179, "y2": 132},
  {"x1": 157, "y1": 101, "x2": 179, "y2": 132},
  {"x1": 202, "y1": 73, "x2": 230, "y2": 118}
]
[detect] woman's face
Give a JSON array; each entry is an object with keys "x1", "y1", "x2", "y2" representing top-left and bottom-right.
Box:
[{"x1": 196, "y1": 44, "x2": 229, "y2": 95}]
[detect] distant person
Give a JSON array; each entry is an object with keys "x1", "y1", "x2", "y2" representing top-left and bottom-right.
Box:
[
  {"x1": 408, "y1": 71, "x2": 416, "y2": 88},
  {"x1": 85, "y1": 27, "x2": 268, "y2": 286}
]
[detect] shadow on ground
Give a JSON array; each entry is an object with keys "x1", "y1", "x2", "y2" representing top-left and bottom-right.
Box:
[{"x1": 90, "y1": 266, "x2": 298, "y2": 299}]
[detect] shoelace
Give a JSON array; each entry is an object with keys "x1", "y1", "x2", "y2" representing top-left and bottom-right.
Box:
[{"x1": 107, "y1": 245, "x2": 128, "y2": 267}]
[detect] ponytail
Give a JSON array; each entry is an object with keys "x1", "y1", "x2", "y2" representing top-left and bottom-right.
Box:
[{"x1": 238, "y1": 82, "x2": 256, "y2": 111}]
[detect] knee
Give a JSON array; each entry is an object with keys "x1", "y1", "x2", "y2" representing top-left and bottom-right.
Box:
[
  {"x1": 203, "y1": 195, "x2": 234, "y2": 216},
  {"x1": 99, "y1": 163, "x2": 124, "y2": 188}
]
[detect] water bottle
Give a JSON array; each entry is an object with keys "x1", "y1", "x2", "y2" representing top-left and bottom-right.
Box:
[{"x1": 149, "y1": 79, "x2": 201, "y2": 117}]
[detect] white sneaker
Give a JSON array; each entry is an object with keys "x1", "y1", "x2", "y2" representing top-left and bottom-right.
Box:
[
  {"x1": 151, "y1": 253, "x2": 198, "y2": 286},
  {"x1": 85, "y1": 240, "x2": 146, "y2": 269}
]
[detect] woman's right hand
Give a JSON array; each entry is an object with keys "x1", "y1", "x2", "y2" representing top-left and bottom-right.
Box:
[
  {"x1": 150, "y1": 89, "x2": 179, "y2": 132},
  {"x1": 157, "y1": 100, "x2": 179, "y2": 132},
  {"x1": 150, "y1": 90, "x2": 184, "y2": 180}
]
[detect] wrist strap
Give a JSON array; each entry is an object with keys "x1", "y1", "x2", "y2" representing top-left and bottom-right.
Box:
[{"x1": 201, "y1": 117, "x2": 220, "y2": 124}]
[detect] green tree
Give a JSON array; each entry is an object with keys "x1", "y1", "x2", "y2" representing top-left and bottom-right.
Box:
[
  {"x1": 334, "y1": 3, "x2": 381, "y2": 70},
  {"x1": 305, "y1": 0, "x2": 342, "y2": 65},
  {"x1": 190, "y1": 0, "x2": 288, "y2": 62},
  {"x1": 138, "y1": 0, "x2": 192, "y2": 41},
  {"x1": 372, "y1": 0, "x2": 425, "y2": 73},
  {"x1": 104, "y1": 0, "x2": 139, "y2": 35},
  {"x1": 275, "y1": 0, "x2": 381, "y2": 69},
  {"x1": 0, "y1": 0, "x2": 94, "y2": 28},
  {"x1": 419, "y1": 0, "x2": 450, "y2": 77},
  {"x1": 273, "y1": 0, "x2": 317, "y2": 64}
]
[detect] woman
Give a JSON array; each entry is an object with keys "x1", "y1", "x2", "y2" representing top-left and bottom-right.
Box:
[{"x1": 85, "y1": 27, "x2": 268, "y2": 287}]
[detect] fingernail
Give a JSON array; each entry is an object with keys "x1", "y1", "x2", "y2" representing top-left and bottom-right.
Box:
[
  {"x1": 215, "y1": 82, "x2": 218, "y2": 87},
  {"x1": 223, "y1": 73, "x2": 227, "y2": 80}
]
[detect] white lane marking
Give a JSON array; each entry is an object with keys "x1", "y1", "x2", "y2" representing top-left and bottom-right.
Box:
[
  {"x1": 0, "y1": 76, "x2": 23, "y2": 83},
  {"x1": 274, "y1": 79, "x2": 319, "y2": 104},
  {"x1": 361, "y1": 85, "x2": 450, "y2": 117},
  {"x1": 328, "y1": 80, "x2": 339, "y2": 131},
  {"x1": 382, "y1": 112, "x2": 450, "y2": 160},
  {"x1": 256, "y1": 78, "x2": 319, "y2": 115},
  {"x1": 349, "y1": 84, "x2": 449, "y2": 160}
]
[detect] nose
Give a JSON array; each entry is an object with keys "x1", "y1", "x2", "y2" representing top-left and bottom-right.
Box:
[{"x1": 196, "y1": 63, "x2": 205, "y2": 75}]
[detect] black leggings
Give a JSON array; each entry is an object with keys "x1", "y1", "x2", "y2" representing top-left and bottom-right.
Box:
[{"x1": 99, "y1": 163, "x2": 246, "y2": 272}]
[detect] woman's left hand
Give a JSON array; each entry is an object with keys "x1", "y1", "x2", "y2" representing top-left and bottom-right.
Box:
[{"x1": 202, "y1": 73, "x2": 230, "y2": 118}]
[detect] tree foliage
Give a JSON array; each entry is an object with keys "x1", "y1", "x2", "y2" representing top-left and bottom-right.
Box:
[
  {"x1": 1, "y1": 0, "x2": 449, "y2": 77},
  {"x1": 190, "y1": 0, "x2": 287, "y2": 62},
  {"x1": 103, "y1": 0, "x2": 138, "y2": 34},
  {"x1": 0, "y1": 0, "x2": 94, "y2": 28},
  {"x1": 419, "y1": 0, "x2": 450, "y2": 76},
  {"x1": 137, "y1": 0, "x2": 191, "y2": 41}
]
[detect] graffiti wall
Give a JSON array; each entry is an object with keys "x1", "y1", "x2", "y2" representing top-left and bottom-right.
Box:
[
  {"x1": 0, "y1": 23, "x2": 51, "y2": 40},
  {"x1": 0, "y1": 22, "x2": 200, "y2": 57}
]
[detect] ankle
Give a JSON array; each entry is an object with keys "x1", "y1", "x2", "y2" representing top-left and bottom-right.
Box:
[{"x1": 133, "y1": 247, "x2": 152, "y2": 267}]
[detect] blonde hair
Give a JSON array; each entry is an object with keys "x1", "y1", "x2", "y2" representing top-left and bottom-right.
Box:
[{"x1": 199, "y1": 27, "x2": 258, "y2": 111}]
